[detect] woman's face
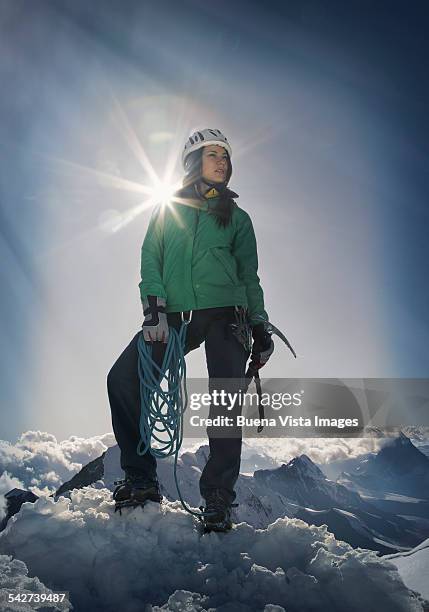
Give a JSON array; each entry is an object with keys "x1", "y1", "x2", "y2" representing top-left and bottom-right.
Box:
[{"x1": 201, "y1": 145, "x2": 229, "y2": 183}]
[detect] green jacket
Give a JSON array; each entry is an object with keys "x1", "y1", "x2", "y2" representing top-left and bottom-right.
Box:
[{"x1": 139, "y1": 190, "x2": 268, "y2": 326}]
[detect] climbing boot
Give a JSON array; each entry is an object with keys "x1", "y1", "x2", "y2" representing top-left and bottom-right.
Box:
[
  {"x1": 113, "y1": 475, "x2": 162, "y2": 515},
  {"x1": 199, "y1": 489, "x2": 238, "y2": 533}
]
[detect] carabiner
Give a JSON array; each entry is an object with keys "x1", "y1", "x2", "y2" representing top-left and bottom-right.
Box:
[{"x1": 181, "y1": 310, "x2": 193, "y2": 325}]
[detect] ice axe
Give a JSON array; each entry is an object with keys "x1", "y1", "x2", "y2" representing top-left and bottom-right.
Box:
[{"x1": 245, "y1": 317, "x2": 296, "y2": 433}]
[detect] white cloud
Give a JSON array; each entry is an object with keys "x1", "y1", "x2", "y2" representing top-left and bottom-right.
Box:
[
  {"x1": 0, "y1": 429, "x2": 385, "y2": 502},
  {"x1": 207, "y1": 437, "x2": 386, "y2": 467},
  {"x1": 0, "y1": 472, "x2": 25, "y2": 522},
  {"x1": 271, "y1": 437, "x2": 383, "y2": 465},
  {"x1": 0, "y1": 431, "x2": 115, "y2": 495},
  {"x1": 0, "y1": 487, "x2": 425, "y2": 612}
]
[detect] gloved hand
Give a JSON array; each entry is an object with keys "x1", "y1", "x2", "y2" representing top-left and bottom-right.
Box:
[
  {"x1": 142, "y1": 296, "x2": 169, "y2": 343},
  {"x1": 250, "y1": 323, "x2": 274, "y2": 370}
]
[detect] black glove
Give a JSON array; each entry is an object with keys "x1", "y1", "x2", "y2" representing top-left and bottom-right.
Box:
[
  {"x1": 142, "y1": 296, "x2": 169, "y2": 343},
  {"x1": 250, "y1": 323, "x2": 274, "y2": 369}
]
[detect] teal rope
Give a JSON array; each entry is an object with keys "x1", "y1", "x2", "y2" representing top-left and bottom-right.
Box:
[{"x1": 136, "y1": 322, "x2": 209, "y2": 521}]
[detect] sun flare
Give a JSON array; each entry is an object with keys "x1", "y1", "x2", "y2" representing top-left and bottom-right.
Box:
[{"x1": 149, "y1": 179, "x2": 181, "y2": 208}]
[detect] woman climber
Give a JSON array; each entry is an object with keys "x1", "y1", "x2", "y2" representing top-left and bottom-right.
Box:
[{"x1": 107, "y1": 128, "x2": 274, "y2": 532}]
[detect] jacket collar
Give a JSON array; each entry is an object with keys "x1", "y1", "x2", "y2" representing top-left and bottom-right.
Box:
[{"x1": 175, "y1": 183, "x2": 239, "y2": 202}]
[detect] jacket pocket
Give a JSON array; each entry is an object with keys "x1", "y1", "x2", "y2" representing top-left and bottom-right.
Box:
[{"x1": 210, "y1": 247, "x2": 239, "y2": 285}]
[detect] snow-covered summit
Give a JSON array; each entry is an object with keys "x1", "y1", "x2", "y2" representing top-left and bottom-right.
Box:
[
  {"x1": 254, "y1": 453, "x2": 362, "y2": 510},
  {"x1": 0, "y1": 487, "x2": 427, "y2": 612},
  {"x1": 280, "y1": 454, "x2": 326, "y2": 480},
  {"x1": 339, "y1": 433, "x2": 429, "y2": 498}
]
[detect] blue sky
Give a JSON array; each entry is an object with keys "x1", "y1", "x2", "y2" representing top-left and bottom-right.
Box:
[{"x1": 1, "y1": 0, "x2": 428, "y2": 442}]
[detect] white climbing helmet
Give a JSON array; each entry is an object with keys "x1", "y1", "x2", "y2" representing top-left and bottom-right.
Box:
[{"x1": 182, "y1": 128, "x2": 232, "y2": 167}]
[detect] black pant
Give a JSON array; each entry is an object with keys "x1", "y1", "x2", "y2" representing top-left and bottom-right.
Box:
[{"x1": 107, "y1": 306, "x2": 250, "y2": 504}]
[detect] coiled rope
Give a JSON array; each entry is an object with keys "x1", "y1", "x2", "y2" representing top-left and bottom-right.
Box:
[{"x1": 136, "y1": 318, "x2": 210, "y2": 522}]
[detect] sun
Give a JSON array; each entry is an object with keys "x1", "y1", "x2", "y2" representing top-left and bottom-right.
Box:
[{"x1": 150, "y1": 179, "x2": 180, "y2": 208}]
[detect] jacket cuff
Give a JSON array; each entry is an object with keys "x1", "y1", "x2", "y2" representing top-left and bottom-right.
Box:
[{"x1": 249, "y1": 314, "x2": 269, "y2": 327}]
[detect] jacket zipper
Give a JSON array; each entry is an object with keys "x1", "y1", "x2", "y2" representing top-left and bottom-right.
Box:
[{"x1": 191, "y1": 208, "x2": 200, "y2": 307}]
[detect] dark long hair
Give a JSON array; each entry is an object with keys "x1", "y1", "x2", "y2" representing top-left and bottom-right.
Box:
[{"x1": 181, "y1": 148, "x2": 237, "y2": 229}]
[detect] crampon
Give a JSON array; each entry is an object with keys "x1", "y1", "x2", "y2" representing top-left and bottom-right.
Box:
[
  {"x1": 199, "y1": 489, "x2": 238, "y2": 533},
  {"x1": 113, "y1": 477, "x2": 162, "y2": 515}
]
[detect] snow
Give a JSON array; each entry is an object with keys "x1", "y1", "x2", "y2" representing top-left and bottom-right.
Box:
[
  {"x1": 385, "y1": 539, "x2": 429, "y2": 602},
  {"x1": 372, "y1": 537, "x2": 409, "y2": 552},
  {"x1": 0, "y1": 553, "x2": 72, "y2": 611},
  {"x1": 97, "y1": 443, "x2": 300, "y2": 531},
  {"x1": 1, "y1": 430, "x2": 429, "y2": 610},
  {"x1": 382, "y1": 493, "x2": 424, "y2": 503},
  {"x1": 0, "y1": 487, "x2": 426, "y2": 612},
  {"x1": 335, "y1": 508, "x2": 355, "y2": 519},
  {"x1": 151, "y1": 589, "x2": 287, "y2": 611},
  {"x1": 360, "y1": 492, "x2": 425, "y2": 503}
]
